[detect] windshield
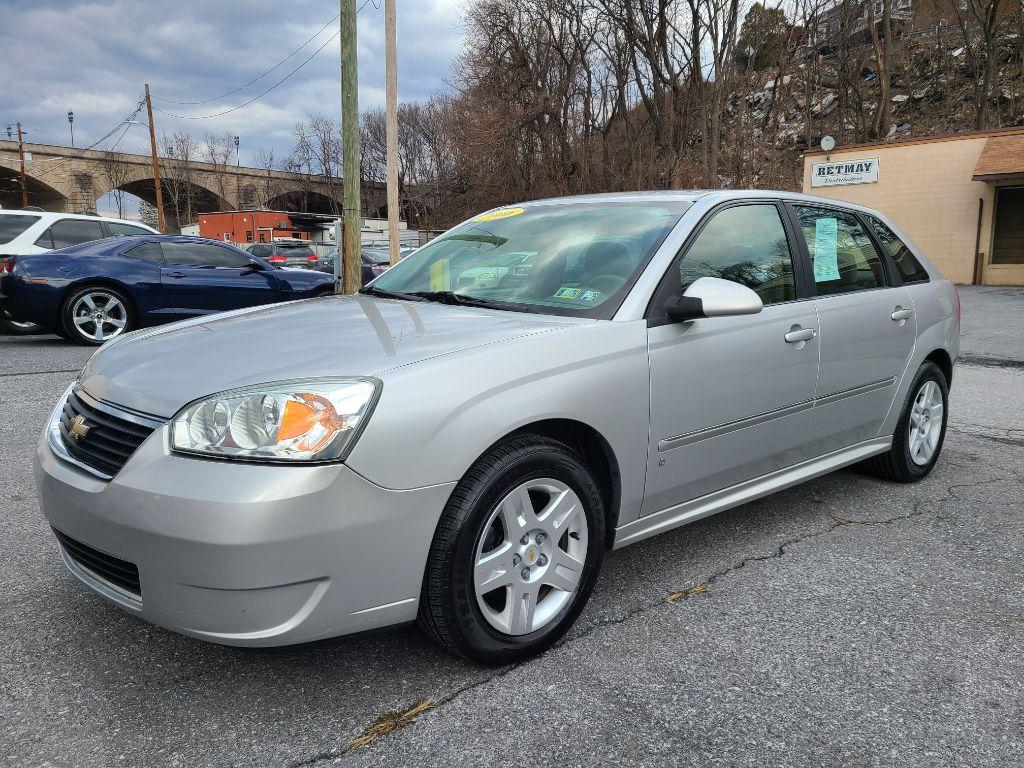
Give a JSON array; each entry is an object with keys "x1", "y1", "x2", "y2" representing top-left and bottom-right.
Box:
[{"x1": 371, "y1": 201, "x2": 687, "y2": 318}]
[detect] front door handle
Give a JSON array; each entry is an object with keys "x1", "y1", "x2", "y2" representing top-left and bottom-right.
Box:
[
  {"x1": 891, "y1": 306, "x2": 913, "y2": 321},
  {"x1": 167, "y1": 271, "x2": 186, "y2": 279},
  {"x1": 784, "y1": 327, "x2": 816, "y2": 344}
]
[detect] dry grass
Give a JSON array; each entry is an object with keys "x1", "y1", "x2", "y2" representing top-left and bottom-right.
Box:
[
  {"x1": 665, "y1": 583, "x2": 708, "y2": 604},
  {"x1": 347, "y1": 698, "x2": 438, "y2": 751}
]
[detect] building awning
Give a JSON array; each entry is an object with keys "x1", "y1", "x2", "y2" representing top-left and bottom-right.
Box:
[{"x1": 972, "y1": 133, "x2": 1024, "y2": 182}]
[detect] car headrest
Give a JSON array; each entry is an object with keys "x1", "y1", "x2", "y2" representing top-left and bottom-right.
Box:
[{"x1": 582, "y1": 241, "x2": 632, "y2": 278}]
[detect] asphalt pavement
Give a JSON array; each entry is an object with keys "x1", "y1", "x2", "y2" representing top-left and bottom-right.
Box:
[{"x1": 1, "y1": 289, "x2": 1022, "y2": 768}]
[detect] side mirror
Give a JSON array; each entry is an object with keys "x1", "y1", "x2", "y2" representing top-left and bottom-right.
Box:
[
  {"x1": 242, "y1": 260, "x2": 266, "y2": 274},
  {"x1": 664, "y1": 276, "x2": 763, "y2": 322}
]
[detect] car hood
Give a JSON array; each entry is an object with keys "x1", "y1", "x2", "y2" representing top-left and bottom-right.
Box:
[{"x1": 79, "y1": 295, "x2": 588, "y2": 418}]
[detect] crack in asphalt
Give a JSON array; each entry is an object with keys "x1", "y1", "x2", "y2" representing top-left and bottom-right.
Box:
[
  {"x1": 0, "y1": 368, "x2": 80, "y2": 378},
  {"x1": 316, "y1": 471, "x2": 996, "y2": 763},
  {"x1": 958, "y1": 355, "x2": 1024, "y2": 370}
]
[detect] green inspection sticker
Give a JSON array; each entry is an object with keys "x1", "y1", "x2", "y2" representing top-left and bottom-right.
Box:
[{"x1": 554, "y1": 287, "x2": 603, "y2": 302}]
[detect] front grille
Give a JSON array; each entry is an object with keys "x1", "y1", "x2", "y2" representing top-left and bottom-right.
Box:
[
  {"x1": 52, "y1": 528, "x2": 141, "y2": 597},
  {"x1": 59, "y1": 389, "x2": 156, "y2": 478}
]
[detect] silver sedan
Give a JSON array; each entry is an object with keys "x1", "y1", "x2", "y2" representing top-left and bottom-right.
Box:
[{"x1": 36, "y1": 191, "x2": 959, "y2": 663}]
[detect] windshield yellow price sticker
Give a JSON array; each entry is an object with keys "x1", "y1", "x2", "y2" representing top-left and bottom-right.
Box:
[{"x1": 473, "y1": 207, "x2": 524, "y2": 222}]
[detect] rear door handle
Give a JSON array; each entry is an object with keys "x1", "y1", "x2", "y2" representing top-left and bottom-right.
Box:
[
  {"x1": 891, "y1": 306, "x2": 913, "y2": 321},
  {"x1": 784, "y1": 327, "x2": 816, "y2": 343}
]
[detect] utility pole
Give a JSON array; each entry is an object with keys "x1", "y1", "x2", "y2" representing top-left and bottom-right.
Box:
[
  {"x1": 143, "y1": 84, "x2": 167, "y2": 233},
  {"x1": 340, "y1": 0, "x2": 361, "y2": 294},
  {"x1": 16, "y1": 123, "x2": 29, "y2": 208},
  {"x1": 234, "y1": 134, "x2": 241, "y2": 207},
  {"x1": 385, "y1": 0, "x2": 400, "y2": 266}
]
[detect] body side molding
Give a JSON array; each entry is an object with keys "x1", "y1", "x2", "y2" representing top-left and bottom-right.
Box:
[{"x1": 658, "y1": 377, "x2": 896, "y2": 452}]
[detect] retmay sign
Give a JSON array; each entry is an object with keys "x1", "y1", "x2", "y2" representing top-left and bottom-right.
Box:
[{"x1": 810, "y1": 157, "x2": 879, "y2": 187}]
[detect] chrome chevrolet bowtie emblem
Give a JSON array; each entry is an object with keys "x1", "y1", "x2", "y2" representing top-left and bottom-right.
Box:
[{"x1": 68, "y1": 414, "x2": 90, "y2": 441}]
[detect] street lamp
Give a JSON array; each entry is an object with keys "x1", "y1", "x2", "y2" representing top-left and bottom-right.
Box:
[
  {"x1": 234, "y1": 135, "x2": 240, "y2": 168},
  {"x1": 68, "y1": 110, "x2": 75, "y2": 147}
]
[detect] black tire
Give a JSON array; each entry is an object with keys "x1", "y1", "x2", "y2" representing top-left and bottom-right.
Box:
[
  {"x1": 418, "y1": 434, "x2": 606, "y2": 664},
  {"x1": 61, "y1": 285, "x2": 134, "y2": 346},
  {"x1": 0, "y1": 318, "x2": 44, "y2": 335},
  {"x1": 862, "y1": 361, "x2": 949, "y2": 482}
]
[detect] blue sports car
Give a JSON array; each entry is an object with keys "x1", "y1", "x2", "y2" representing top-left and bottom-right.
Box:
[{"x1": 0, "y1": 235, "x2": 336, "y2": 344}]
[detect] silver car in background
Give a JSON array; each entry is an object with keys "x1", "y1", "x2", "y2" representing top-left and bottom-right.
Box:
[{"x1": 36, "y1": 191, "x2": 959, "y2": 663}]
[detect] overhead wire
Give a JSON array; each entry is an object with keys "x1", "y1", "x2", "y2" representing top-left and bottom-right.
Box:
[
  {"x1": 155, "y1": 14, "x2": 341, "y2": 105},
  {"x1": 151, "y1": 0, "x2": 378, "y2": 121}
]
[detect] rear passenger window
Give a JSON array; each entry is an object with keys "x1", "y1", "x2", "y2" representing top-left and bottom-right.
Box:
[
  {"x1": 162, "y1": 241, "x2": 250, "y2": 267},
  {"x1": 679, "y1": 204, "x2": 796, "y2": 304},
  {"x1": 793, "y1": 206, "x2": 887, "y2": 296},
  {"x1": 0, "y1": 214, "x2": 40, "y2": 245},
  {"x1": 43, "y1": 219, "x2": 106, "y2": 250},
  {"x1": 867, "y1": 217, "x2": 929, "y2": 283},
  {"x1": 108, "y1": 222, "x2": 153, "y2": 236},
  {"x1": 125, "y1": 242, "x2": 163, "y2": 263}
]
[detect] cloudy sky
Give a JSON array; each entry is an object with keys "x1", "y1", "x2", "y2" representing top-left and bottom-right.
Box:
[{"x1": 0, "y1": 0, "x2": 465, "y2": 212}]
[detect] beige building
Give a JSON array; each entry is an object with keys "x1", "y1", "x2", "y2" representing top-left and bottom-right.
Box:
[{"x1": 802, "y1": 127, "x2": 1024, "y2": 285}]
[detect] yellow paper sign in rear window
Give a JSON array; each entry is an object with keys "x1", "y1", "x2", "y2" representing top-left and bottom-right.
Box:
[{"x1": 473, "y1": 208, "x2": 525, "y2": 223}]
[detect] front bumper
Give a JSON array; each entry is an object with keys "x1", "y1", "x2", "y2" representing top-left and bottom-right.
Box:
[{"x1": 35, "y1": 394, "x2": 455, "y2": 646}]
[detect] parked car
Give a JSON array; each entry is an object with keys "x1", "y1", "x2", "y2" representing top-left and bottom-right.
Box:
[
  {"x1": 35, "y1": 191, "x2": 958, "y2": 663},
  {"x1": 1, "y1": 235, "x2": 334, "y2": 345},
  {"x1": 246, "y1": 239, "x2": 319, "y2": 269},
  {"x1": 317, "y1": 247, "x2": 392, "y2": 283},
  {"x1": 0, "y1": 210, "x2": 157, "y2": 334}
]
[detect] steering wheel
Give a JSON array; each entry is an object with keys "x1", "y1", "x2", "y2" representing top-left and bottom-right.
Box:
[{"x1": 582, "y1": 274, "x2": 625, "y2": 296}]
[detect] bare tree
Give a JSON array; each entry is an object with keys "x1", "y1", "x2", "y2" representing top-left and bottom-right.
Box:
[
  {"x1": 160, "y1": 132, "x2": 201, "y2": 226},
  {"x1": 96, "y1": 149, "x2": 133, "y2": 218}
]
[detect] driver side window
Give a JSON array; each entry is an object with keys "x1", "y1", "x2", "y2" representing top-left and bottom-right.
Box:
[{"x1": 679, "y1": 204, "x2": 796, "y2": 305}]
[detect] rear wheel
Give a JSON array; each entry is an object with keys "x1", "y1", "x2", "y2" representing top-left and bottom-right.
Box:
[
  {"x1": 418, "y1": 435, "x2": 605, "y2": 663},
  {"x1": 862, "y1": 361, "x2": 949, "y2": 482},
  {"x1": 61, "y1": 286, "x2": 133, "y2": 345}
]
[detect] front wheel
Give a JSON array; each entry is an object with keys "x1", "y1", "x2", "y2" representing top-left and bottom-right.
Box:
[
  {"x1": 418, "y1": 435, "x2": 605, "y2": 663},
  {"x1": 863, "y1": 361, "x2": 949, "y2": 482},
  {"x1": 61, "y1": 286, "x2": 133, "y2": 345}
]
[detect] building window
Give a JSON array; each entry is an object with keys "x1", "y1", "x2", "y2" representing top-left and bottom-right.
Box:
[
  {"x1": 292, "y1": 232, "x2": 302, "y2": 239},
  {"x1": 246, "y1": 230, "x2": 253, "y2": 242},
  {"x1": 258, "y1": 233, "x2": 266, "y2": 242}
]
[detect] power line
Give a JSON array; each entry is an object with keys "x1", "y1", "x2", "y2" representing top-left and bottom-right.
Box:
[
  {"x1": 153, "y1": 31, "x2": 340, "y2": 120},
  {"x1": 155, "y1": 14, "x2": 341, "y2": 105},
  {"x1": 151, "y1": 0, "x2": 378, "y2": 121}
]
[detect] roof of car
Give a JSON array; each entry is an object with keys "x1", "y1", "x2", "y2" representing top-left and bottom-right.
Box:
[
  {"x1": 517, "y1": 189, "x2": 885, "y2": 218},
  {"x1": 0, "y1": 209, "x2": 159, "y2": 230}
]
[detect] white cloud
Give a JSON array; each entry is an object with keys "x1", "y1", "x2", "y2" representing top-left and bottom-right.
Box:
[{"x1": 1, "y1": 0, "x2": 464, "y2": 165}]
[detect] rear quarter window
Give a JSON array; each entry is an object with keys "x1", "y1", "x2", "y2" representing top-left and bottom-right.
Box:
[
  {"x1": 0, "y1": 214, "x2": 41, "y2": 245},
  {"x1": 867, "y1": 217, "x2": 929, "y2": 283}
]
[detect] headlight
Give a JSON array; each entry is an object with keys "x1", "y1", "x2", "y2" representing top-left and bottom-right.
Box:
[{"x1": 170, "y1": 378, "x2": 380, "y2": 463}]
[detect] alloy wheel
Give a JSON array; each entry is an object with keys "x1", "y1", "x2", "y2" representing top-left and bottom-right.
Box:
[
  {"x1": 71, "y1": 291, "x2": 128, "y2": 342},
  {"x1": 473, "y1": 478, "x2": 589, "y2": 636},
  {"x1": 908, "y1": 380, "x2": 944, "y2": 466}
]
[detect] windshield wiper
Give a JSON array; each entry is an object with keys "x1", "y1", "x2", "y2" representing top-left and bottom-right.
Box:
[
  {"x1": 409, "y1": 290, "x2": 524, "y2": 311},
  {"x1": 358, "y1": 285, "x2": 426, "y2": 302}
]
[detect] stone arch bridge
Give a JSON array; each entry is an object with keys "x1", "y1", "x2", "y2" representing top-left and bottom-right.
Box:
[{"x1": 0, "y1": 140, "x2": 378, "y2": 232}]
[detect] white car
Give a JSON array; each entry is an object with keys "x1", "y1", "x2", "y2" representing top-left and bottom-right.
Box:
[{"x1": 0, "y1": 210, "x2": 158, "y2": 334}]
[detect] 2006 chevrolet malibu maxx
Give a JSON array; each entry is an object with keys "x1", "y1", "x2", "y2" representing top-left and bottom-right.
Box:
[{"x1": 37, "y1": 191, "x2": 959, "y2": 663}]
